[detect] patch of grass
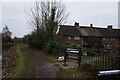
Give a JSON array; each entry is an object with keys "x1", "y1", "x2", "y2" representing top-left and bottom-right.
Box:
[
  {"x1": 45, "y1": 54, "x2": 100, "y2": 63},
  {"x1": 56, "y1": 63, "x2": 98, "y2": 79},
  {"x1": 7, "y1": 44, "x2": 35, "y2": 78},
  {"x1": 45, "y1": 55, "x2": 59, "y2": 63},
  {"x1": 63, "y1": 64, "x2": 68, "y2": 66},
  {"x1": 56, "y1": 68, "x2": 71, "y2": 78},
  {"x1": 45, "y1": 53, "x2": 67, "y2": 63},
  {"x1": 53, "y1": 64, "x2": 60, "y2": 67},
  {"x1": 22, "y1": 44, "x2": 29, "y2": 48},
  {"x1": 45, "y1": 54, "x2": 75, "y2": 63}
]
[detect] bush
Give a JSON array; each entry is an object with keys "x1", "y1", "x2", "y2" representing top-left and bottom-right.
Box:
[
  {"x1": 28, "y1": 31, "x2": 45, "y2": 49},
  {"x1": 43, "y1": 41, "x2": 81, "y2": 55},
  {"x1": 43, "y1": 40, "x2": 65, "y2": 55},
  {"x1": 63, "y1": 41, "x2": 81, "y2": 49}
]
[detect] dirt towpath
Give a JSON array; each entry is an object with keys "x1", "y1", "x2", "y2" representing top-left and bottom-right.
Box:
[
  {"x1": 23, "y1": 47, "x2": 98, "y2": 78},
  {"x1": 55, "y1": 57, "x2": 97, "y2": 69},
  {"x1": 23, "y1": 47, "x2": 58, "y2": 78}
]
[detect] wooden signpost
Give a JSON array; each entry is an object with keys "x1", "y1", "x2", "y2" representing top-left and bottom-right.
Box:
[{"x1": 64, "y1": 48, "x2": 81, "y2": 67}]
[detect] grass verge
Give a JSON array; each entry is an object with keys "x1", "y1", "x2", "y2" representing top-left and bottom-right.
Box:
[
  {"x1": 45, "y1": 55, "x2": 59, "y2": 63},
  {"x1": 6, "y1": 44, "x2": 35, "y2": 78},
  {"x1": 56, "y1": 63, "x2": 98, "y2": 79}
]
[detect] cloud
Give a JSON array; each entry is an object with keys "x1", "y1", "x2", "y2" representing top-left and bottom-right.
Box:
[
  {"x1": 118, "y1": 1, "x2": 120, "y2": 28},
  {"x1": 1, "y1": 2, "x2": 118, "y2": 38},
  {"x1": 0, "y1": 3, "x2": 2, "y2": 33},
  {"x1": 1, "y1": 2, "x2": 33, "y2": 37},
  {"x1": 65, "y1": 2, "x2": 118, "y2": 28}
]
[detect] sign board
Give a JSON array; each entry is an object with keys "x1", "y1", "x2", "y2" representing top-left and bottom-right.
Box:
[{"x1": 64, "y1": 48, "x2": 81, "y2": 67}]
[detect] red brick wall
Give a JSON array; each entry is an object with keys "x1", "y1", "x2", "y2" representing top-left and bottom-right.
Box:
[
  {"x1": 58, "y1": 36, "x2": 87, "y2": 46},
  {"x1": 57, "y1": 36, "x2": 120, "y2": 50},
  {"x1": 102, "y1": 38, "x2": 120, "y2": 50}
]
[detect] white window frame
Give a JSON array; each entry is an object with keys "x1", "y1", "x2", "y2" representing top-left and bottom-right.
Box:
[
  {"x1": 68, "y1": 36, "x2": 71, "y2": 40},
  {"x1": 103, "y1": 38, "x2": 105, "y2": 40},
  {"x1": 74, "y1": 37, "x2": 80, "y2": 40}
]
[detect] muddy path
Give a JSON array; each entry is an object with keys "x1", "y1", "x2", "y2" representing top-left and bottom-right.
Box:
[
  {"x1": 23, "y1": 47, "x2": 58, "y2": 78},
  {"x1": 23, "y1": 47, "x2": 98, "y2": 78},
  {"x1": 55, "y1": 57, "x2": 98, "y2": 69}
]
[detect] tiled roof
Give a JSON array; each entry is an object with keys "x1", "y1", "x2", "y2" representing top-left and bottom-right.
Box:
[
  {"x1": 58, "y1": 25, "x2": 82, "y2": 37},
  {"x1": 95, "y1": 28, "x2": 120, "y2": 38},
  {"x1": 79, "y1": 27, "x2": 103, "y2": 37},
  {"x1": 58, "y1": 25, "x2": 120, "y2": 38}
]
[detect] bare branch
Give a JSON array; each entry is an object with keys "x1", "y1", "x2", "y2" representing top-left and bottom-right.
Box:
[{"x1": 26, "y1": 0, "x2": 69, "y2": 40}]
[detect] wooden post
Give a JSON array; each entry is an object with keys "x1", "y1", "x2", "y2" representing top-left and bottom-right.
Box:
[
  {"x1": 78, "y1": 47, "x2": 81, "y2": 67},
  {"x1": 64, "y1": 49, "x2": 67, "y2": 65}
]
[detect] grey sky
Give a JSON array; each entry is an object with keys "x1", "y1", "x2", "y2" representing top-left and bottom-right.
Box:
[
  {"x1": 1, "y1": 2, "x2": 119, "y2": 38},
  {"x1": 2, "y1": 2, "x2": 34, "y2": 38},
  {"x1": 119, "y1": 1, "x2": 120, "y2": 27},
  {"x1": 66, "y1": 2, "x2": 118, "y2": 27}
]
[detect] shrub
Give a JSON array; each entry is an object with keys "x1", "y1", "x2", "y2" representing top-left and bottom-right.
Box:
[
  {"x1": 27, "y1": 31, "x2": 45, "y2": 49},
  {"x1": 43, "y1": 40, "x2": 65, "y2": 55},
  {"x1": 43, "y1": 41, "x2": 81, "y2": 55},
  {"x1": 63, "y1": 41, "x2": 81, "y2": 49}
]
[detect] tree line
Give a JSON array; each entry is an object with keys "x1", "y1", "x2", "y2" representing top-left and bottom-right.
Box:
[
  {"x1": 25, "y1": 0, "x2": 69, "y2": 54},
  {"x1": 2, "y1": 25, "x2": 12, "y2": 43}
]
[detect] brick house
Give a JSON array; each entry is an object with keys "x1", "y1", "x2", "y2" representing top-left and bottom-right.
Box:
[{"x1": 57, "y1": 22, "x2": 120, "y2": 50}]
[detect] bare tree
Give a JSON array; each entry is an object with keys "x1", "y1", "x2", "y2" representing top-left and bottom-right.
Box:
[{"x1": 27, "y1": 0, "x2": 69, "y2": 40}]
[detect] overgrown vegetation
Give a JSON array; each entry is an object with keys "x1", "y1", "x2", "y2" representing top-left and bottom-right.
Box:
[
  {"x1": 63, "y1": 41, "x2": 80, "y2": 49},
  {"x1": 2, "y1": 25, "x2": 12, "y2": 43},
  {"x1": 56, "y1": 63, "x2": 98, "y2": 79},
  {"x1": 42, "y1": 41, "x2": 80, "y2": 63},
  {"x1": 93, "y1": 50, "x2": 120, "y2": 71},
  {"x1": 27, "y1": 30, "x2": 45, "y2": 49},
  {"x1": 2, "y1": 45, "x2": 17, "y2": 78},
  {"x1": 6, "y1": 44, "x2": 35, "y2": 78},
  {"x1": 26, "y1": 0, "x2": 69, "y2": 51},
  {"x1": 56, "y1": 49, "x2": 120, "y2": 79},
  {"x1": 43, "y1": 41, "x2": 80, "y2": 55},
  {"x1": 43, "y1": 40, "x2": 65, "y2": 55}
]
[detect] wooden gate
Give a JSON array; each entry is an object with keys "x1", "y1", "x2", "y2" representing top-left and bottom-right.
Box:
[{"x1": 64, "y1": 48, "x2": 81, "y2": 67}]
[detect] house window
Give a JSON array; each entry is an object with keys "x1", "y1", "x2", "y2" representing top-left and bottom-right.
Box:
[
  {"x1": 107, "y1": 44, "x2": 112, "y2": 49},
  {"x1": 113, "y1": 38, "x2": 115, "y2": 41},
  {"x1": 103, "y1": 38, "x2": 105, "y2": 40},
  {"x1": 106, "y1": 38, "x2": 108, "y2": 41},
  {"x1": 68, "y1": 37, "x2": 71, "y2": 40},
  {"x1": 111, "y1": 38, "x2": 112, "y2": 41},
  {"x1": 104, "y1": 45, "x2": 106, "y2": 47},
  {"x1": 74, "y1": 37, "x2": 80, "y2": 40}
]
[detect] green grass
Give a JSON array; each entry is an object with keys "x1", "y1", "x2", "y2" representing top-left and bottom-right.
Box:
[
  {"x1": 63, "y1": 64, "x2": 68, "y2": 66},
  {"x1": 45, "y1": 55, "x2": 58, "y2": 63},
  {"x1": 56, "y1": 63, "x2": 98, "y2": 79},
  {"x1": 7, "y1": 44, "x2": 35, "y2": 78},
  {"x1": 56, "y1": 68, "x2": 71, "y2": 78}
]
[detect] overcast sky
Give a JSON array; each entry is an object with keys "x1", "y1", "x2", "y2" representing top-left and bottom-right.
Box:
[{"x1": 0, "y1": 1, "x2": 119, "y2": 38}]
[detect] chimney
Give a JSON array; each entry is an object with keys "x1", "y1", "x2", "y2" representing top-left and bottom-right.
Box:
[
  {"x1": 90, "y1": 24, "x2": 93, "y2": 27},
  {"x1": 74, "y1": 22, "x2": 79, "y2": 26},
  {"x1": 107, "y1": 25, "x2": 112, "y2": 30}
]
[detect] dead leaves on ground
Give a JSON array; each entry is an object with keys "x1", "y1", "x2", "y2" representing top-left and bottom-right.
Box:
[{"x1": 2, "y1": 45, "x2": 17, "y2": 78}]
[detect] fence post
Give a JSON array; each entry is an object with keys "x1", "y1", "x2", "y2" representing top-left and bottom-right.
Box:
[
  {"x1": 78, "y1": 47, "x2": 81, "y2": 67},
  {"x1": 64, "y1": 49, "x2": 67, "y2": 65}
]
